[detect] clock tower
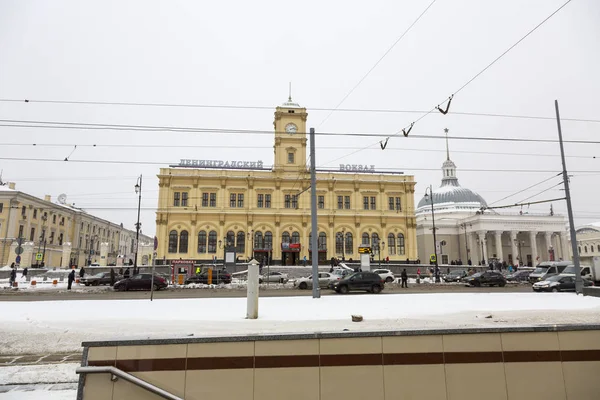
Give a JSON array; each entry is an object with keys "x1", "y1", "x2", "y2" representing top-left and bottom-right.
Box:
[{"x1": 273, "y1": 96, "x2": 308, "y2": 172}]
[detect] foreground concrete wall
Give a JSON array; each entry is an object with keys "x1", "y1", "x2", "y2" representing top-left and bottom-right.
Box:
[{"x1": 79, "y1": 326, "x2": 600, "y2": 400}]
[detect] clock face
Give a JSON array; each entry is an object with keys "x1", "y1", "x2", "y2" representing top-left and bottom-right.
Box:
[{"x1": 285, "y1": 123, "x2": 298, "y2": 134}]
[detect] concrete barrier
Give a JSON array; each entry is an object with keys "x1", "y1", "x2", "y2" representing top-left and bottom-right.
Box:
[{"x1": 79, "y1": 324, "x2": 600, "y2": 400}]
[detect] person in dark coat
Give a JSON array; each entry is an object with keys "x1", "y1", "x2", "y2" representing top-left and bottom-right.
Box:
[
  {"x1": 110, "y1": 268, "x2": 116, "y2": 285},
  {"x1": 22, "y1": 267, "x2": 28, "y2": 278},
  {"x1": 67, "y1": 268, "x2": 75, "y2": 290},
  {"x1": 9, "y1": 266, "x2": 17, "y2": 287},
  {"x1": 401, "y1": 269, "x2": 408, "y2": 288},
  {"x1": 124, "y1": 268, "x2": 130, "y2": 279},
  {"x1": 79, "y1": 266, "x2": 85, "y2": 278}
]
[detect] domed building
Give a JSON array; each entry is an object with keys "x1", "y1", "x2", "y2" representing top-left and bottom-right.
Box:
[{"x1": 416, "y1": 133, "x2": 568, "y2": 266}]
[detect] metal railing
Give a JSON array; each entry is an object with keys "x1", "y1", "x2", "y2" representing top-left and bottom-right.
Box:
[{"x1": 76, "y1": 366, "x2": 183, "y2": 400}]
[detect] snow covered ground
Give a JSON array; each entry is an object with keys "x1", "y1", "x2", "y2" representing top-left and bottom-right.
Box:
[
  {"x1": 2, "y1": 292, "x2": 600, "y2": 356},
  {"x1": 0, "y1": 363, "x2": 77, "y2": 399}
]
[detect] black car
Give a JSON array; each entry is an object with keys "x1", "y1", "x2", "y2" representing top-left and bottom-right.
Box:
[
  {"x1": 333, "y1": 272, "x2": 385, "y2": 294},
  {"x1": 81, "y1": 272, "x2": 121, "y2": 286},
  {"x1": 464, "y1": 271, "x2": 506, "y2": 287},
  {"x1": 185, "y1": 270, "x2": 232, "y2": 285},
  {"x1": 443, "y1": 270, "x2": 468, "y2": 283},
  {"x1": 532, "y1": 274, "x2": 594, "y2": 292},
  {"x1": 114, "y1": 273, "x2": 168, "y2": 291},
  {"x1": 506, "y1": 270, "x2": 531, "y2": 282}
]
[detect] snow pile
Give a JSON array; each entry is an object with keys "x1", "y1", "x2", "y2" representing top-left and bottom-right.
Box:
[{"x1": 1, "y1": 293, "x2": 600, "y2": 356}]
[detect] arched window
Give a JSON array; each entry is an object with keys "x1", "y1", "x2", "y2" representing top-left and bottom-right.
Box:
[
  {"x1": 168, "y1": 230, "x2": 178, "y2": 253},
  {"x1": 578, "y1": 246, "x2": 582, "y2": 254},
  {"x1": 197, "y1": 231, "x2": 207, "y2": 253},
  {"x1": 388, "y1": 233, "x2": 396, "y2": 255},
  {"x1": 345, "y1": 232, "x2": 353, "y2": 254},
  {"x1": 318, "y1": 232, "x2": 327, "y2": 251},
  {"x1": 265, "y1": 232, "x2": 273, "y2": 249},
  {"x1": 292, "y1": 231, "x2": 300, "y2": 244},
  {"x1": 226, "y1": 231, "x2": 235, "y2": 247},
  {"x1": 585, "y1": 246, "x2": 588, "y2": 253},
  {"x1": 282, "y1": 232, "x2": 291, "y2": 244},
  {"x1": 336, "y1": 232, "x2": 344, "y2": 254},
  {"x1": 397, "y1": 233, "x2": 405, "y2": 255},
  {"x1": 254, "y1": 231, "x2": 263, "y2": 249},
  {"x1": 372, "y1": 233, "x2": 380, "y2": 249},
  {"x1": 362, "y1": 233, "x2": 370, "y2": 246},
  {"x1": 237, "y1": 231, "x2": 245, "y2": 253},
  {"x1": 208, "y1": 231, "x2": 217, "y2": 253},
  {"x1": 179, "y1": 231, "x2": 189, "y2": 253},
  {"x1": 592, "y1": 245, "x2": 595, "y2": 253}
]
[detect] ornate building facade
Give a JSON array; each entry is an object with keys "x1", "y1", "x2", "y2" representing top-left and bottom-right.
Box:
[
  {"x1": 155, "y1": 98, "x2": 417, "y2": 265},
  {"x1": 416, "y1": 142, "x2": 568, "y2": 266}
]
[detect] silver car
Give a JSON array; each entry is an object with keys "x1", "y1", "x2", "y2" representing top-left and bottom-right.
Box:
[
  {"x1": 294, "y1": 272, "x2": 336, "y2": 289},
  {"x1": 259, "y1": 271, "x2": 289, "y2": 284}
]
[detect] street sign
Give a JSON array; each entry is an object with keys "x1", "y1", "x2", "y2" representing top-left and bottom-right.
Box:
[
  {"x1": 35, "y1": 253, "x2": 43, "y2": 261},
  {"x1": 15, "y1": 246, "x2": 23, "y2": 255},
  {"x1": 15, "y1": 255, "x2": 21, "y2": 264},
  {"x1": 358, "y1": 246, "x2": 372, "y2": 254},
  {"x1": 430, "y1": 254, "x2": 437, "y2": 264}
]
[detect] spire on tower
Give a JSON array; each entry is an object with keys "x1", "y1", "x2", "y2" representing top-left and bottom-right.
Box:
[
  {"x1": 444, "y1": 128, "x2": 450, "y2": 161},
  {"x1": 288, "y1": 82, "x2": 292, "y2": 102}
]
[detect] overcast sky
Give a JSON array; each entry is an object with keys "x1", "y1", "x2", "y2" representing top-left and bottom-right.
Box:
[{"x1": 0, "y1": 0, "x2": 598, "y2": 237}]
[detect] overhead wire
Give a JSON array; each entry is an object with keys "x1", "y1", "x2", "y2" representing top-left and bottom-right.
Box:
[
  {"x1": 319, "y1": 0, "x2": 575, "y2": 167},
  {"x1": 488, "y1": 173, "x2": 562, "y2": 206},
  {"x1": 317, "y1": 0, "x2": 438, "y2": 128}
]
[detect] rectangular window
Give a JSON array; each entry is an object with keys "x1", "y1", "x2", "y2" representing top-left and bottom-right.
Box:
[
  {"x1": 370, "y1": 196, "x2": 376, "y2": 210},
  {"x1": 344, "y1": 196, "x2": 351, "y2": 209},
  {"x1": 181, "y1": 192, "x2": 188, "y2": 207},
  {"x1": 237, "y1": 194, "x2": 244, "y2": 208},
  {"x1": 288, "y1": 152, "x2": 294, "y2": 164},
  {"x1": 265, "y1": 194, "x2": 271, "y2": 208},
  {"x1": 257, "y1": 194, "x2": 264, "y2": 208},
  {"x1": 285, "y1": 194, "x2": 291, "y2": 209},
  {"x1": 291, "y1": 195, "x2": 298, "y2": 209},
  {"x1": 18, "y1": 225, "x2": 24, "y2": 238},
  {"x1": 318, "y1": 196, "x2": 324, "y2": 209},
  {"x1": 230, "y1": 193, "x2": 236, "y2": 208},
  {"x1": 202, "y1": 193, "x2": 209, "y2": 207},
  {"x1": 49, "y1": 232, "x2": 55, "y2": 244},
  {"x1": 210, "y1": 193, "x2": 216, "y2": 207},
  {"x1": 0, "y1": 203, "x2": 3, "y2": 213},
  {"x1": 21, "y1": 206, "x2": 26, "y2": 216},
  {"x1": 389, "y1": 197, "x2": 395, "y2": 210},
  {"x1": 395, "y1": 197, "x2": 402, "y2": 211},
  {"x1": 337, "y1": 196, "x2": 343, "y2": 209},
  {"x1": 30, "y1": 227, "x2": 35, "y2": 241},
  {"x1": 33, "y1": 209, "x2": 37, "y2": 218},
  {"x1": 173, "y1": 192, "x2": 180, "y2": 207},
  {"x1": 363, "y1": 196, "x2": 369, "y2": 210}
]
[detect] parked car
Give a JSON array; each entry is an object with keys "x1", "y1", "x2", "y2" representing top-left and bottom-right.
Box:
[
  {"x1": 464, "y1": 271, "x2": 506, "y2": 287},
  {"x1": 372, "y1": 269, "x2": 396, "y2": 283},
  {"x1": 532, "y1": 274, "x2": 593, "y2": 292},
  {"x1": 259, "y1": 271, "x2": 289, "y2": 284},
  {"x1": 185, "y1": 269, "x2": 232, "y2": 285},
  {"x1": 528, "y1": 261, "x2": 571, "y2": 283},
  {"x1": 332, "y1": 272, "x2": 385, "y2": 294},
  {"x1": 443, "y1": 270, "x2": 467, "y2": 283},
  {"x1": 331, "y1": 268, "x2": 353, "y2": 279},
  {"x1": 295, "y1": 272, "x2": 336, "y2": 289},
  {"x1": 506, "y1": 270, "x2": 532, "y2": 282},
  {"x1": 114, "y1": 273, "x2": 168, "y2": 291},
  {"x1": 81, "y1": 272, "x2": 120, "y2": 286}
]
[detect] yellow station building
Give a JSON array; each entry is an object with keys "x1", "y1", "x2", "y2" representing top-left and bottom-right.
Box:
[{"x1": 155, "y1": 98, "x2": 417, "y2": 265}]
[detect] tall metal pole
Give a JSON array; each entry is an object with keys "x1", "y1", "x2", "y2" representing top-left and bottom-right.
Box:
[
  {"x1": 134, "y1": 175, "x2": 142, "y2": 275},
  {"x1": 428, "y1": 185, "x2": 439, "y2": 281},
  {"x1": 555, "y1": 100, "x2": 582, "y2": 293},
  {"x1": 309, "y1": 128, "x2": 320, "y2": 299}
]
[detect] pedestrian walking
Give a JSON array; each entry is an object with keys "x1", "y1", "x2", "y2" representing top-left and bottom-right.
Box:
[
  {"x1": 67, "y1": 268, "x2": 75, "y2": 290},
  {"x1": 9, "y1": 265, "x2": 16, "y2": 287},
  {"x1": 401, "y1": 268, "x2": 408, "y2": 288},
  {"x1": 303, "y1": 256, "x2": 307, "y2": 267},
  {"x1": 124, "y1": 268, "x2": 130, "y2": 279},
  {"x1": 22, "y1": 266, "x2": 28, "y2": 278},
  {"x1": 110, "y1": 268, "x2": 116, "y2": 285},
  {"x1": 79, "y1": 266, "x2": 85, "y2": 279},
  {"x1": 385, "y1": 256, "x2": 389, "y2": 264},
  {"x1": 119, "y1": 267, "x2": 124, "y2": 275}
]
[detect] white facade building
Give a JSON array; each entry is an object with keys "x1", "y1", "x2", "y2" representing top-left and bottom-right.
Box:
[{"x1": 416, "y1": 142, "x2": 568, "y2": 266}]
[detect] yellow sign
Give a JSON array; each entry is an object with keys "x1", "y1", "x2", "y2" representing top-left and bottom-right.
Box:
[
  {"x1": 358, "y1": 246, "x2": 372, "y2": 254},
  {"x1": 35, "y1": 253, "x2": 43, "y2": 261},
  {"x1": 430, "y1": 254, "x2": 437, "y2": 263}
]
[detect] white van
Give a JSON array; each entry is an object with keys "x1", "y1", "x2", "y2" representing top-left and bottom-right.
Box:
[{"x1": 528, "y1": 261, "x2": 571, "y2": 284}]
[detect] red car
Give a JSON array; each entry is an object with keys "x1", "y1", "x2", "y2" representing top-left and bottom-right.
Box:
[{"x1": 114, "y1": 273, "x2": 168, "y2": 291}]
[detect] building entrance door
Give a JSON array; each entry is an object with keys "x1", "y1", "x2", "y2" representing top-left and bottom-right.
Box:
[{"x1": 282, "y1": 252, "x2": 298, "y2": 266}]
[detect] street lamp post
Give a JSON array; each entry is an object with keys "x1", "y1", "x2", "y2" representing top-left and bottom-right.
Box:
[
  {"x1": 424, "y1": 185, "x2": 440, "y2": 282},
  {"x1": 248, "y1": 230, "x2": 254, "y2": 261},
  {"x1": 37, "y1": 214, "x2": 48, "y2": 267},
  {"x1": 376, "y1": 239, "x2": 385, "y2": 268},
  {"x1": 134, "y1": 175, "x2": 142, "y2": 275}
]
